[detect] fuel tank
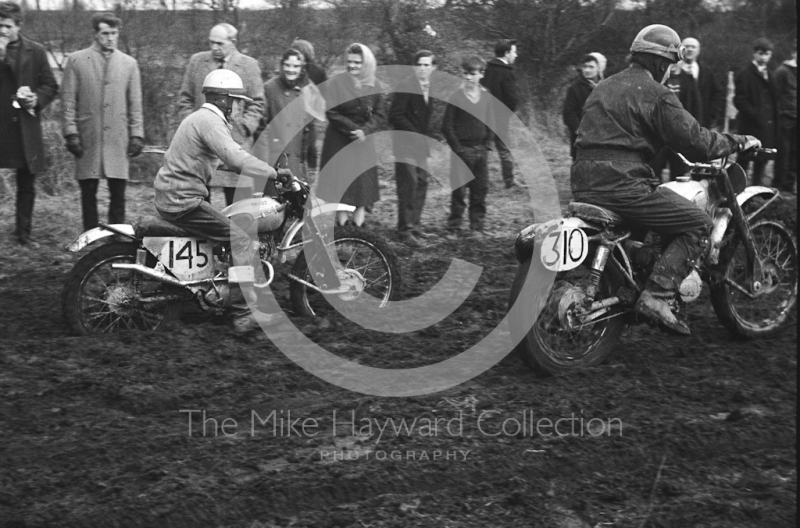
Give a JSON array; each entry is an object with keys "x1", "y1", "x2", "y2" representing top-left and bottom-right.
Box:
[
  {"x1": 222, "y1": 193, "x2": 286, "y2": 233},
  {"x1": 660, "y1": 177, "x2": 710, "y2": 211}
]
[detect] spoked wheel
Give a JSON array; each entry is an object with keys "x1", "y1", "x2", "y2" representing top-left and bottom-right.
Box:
[
  {"x1": 62, "y1": 242, "x2": 180, "y2": 335},
  {"x1": 290, "y1": 227, "x2": 401, "y2": 317},
  {"x1": 710, "y1": 220, "x2": 798, "y2": 338},
  {"x1": 509, "y1": 258, "x2": 625, "y2": 377}
]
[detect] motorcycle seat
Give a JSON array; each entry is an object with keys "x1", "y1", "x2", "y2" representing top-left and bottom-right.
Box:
[
  {"x1": 133, "y1": 216, "x2": 196, "y2": 238},
  {"x1": 568, "y1": 202, "x2": 625, "y2": 226}
]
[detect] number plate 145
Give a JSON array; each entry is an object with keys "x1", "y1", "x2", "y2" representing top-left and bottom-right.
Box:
[
  {"x1": 160, "y1": 237, "x2": 214, "y2": 281},
  {"x1": 540, "y1": 226, "x2": 588, "y2": 271}
]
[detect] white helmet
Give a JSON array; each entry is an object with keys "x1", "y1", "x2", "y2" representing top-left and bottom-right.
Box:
[{"x1": 202, "y1": 70, "x2": 253, "y2": 102}]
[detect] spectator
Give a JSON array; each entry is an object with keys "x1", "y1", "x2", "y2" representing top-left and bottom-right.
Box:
[
  {"x1": 61, "y1": 13, "x2": 143, "y2": 232},
  {"x1": 389, "y1": 50, "x2": 438, "y2": 248},
  {"x1": 652, "y1": 61, "x2": 701, "y2": 181},
  {"x1": 680, "y1": 38, "x2": 725, "y2": 130},
  {"x1": 316, "y1": 43, "x2": 384, "y2": 227},
  {"x1": 0, "y1": 1, "x2": 58, "y2": 246},
  {"x1": 442, "y1": 55, "x2": 495, "y2": 239},
  {"x1": 480, "y1": 39, "x2": 524, "y2": 189},
  {"x1": 773, "y1": 44, "x2": 796, "y2": 194},
  {"x1": 178, "y1": 23, "x2": 265, "y2": 206},
  {"x1": 734, "y1": 37, "x2": 778, "y2": 185},
  {"x1": 256, "y1": 49, "x2": 325, "y2": 189},
  {"x1": 288, "y1": 39, "x2": 327, "y2": 175},
  {"x1": 563, "y1": 54, "x2": 602, "y2": 160}
]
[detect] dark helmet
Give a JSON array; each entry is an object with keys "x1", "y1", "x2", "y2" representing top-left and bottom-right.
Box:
[{"x1": 630, "y1": 24, "x2": 684, "y2": 63}]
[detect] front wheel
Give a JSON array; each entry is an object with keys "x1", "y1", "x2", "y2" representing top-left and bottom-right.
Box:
[
  {"x1": 290, "y1": 227, "x2": 401, "y2": 317},
  {"x1": 62, "y1": 242, "x2": 180, "y2": 335},
  {"x1": 710, "y1": 220, "x2": 798, "y2": 339},
  {"x1": 508, "y1": 258, "x2": 626, "y2": 377}
]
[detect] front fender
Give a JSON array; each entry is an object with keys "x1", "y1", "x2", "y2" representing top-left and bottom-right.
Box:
[
  {"x1": 66, "y1": 225, "x2": 137, "y2": 252},
  {"x1": 278, "y1": 203, "x2": 357, "y2": 251},
  {"x1": 514, "y1": 217, "x2": 599, "y2": 263},
  {"x1": 737, "y1": 185, "x2": 777, "y2": 208}
]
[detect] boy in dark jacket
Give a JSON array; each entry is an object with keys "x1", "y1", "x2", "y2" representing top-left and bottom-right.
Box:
[
  {"x1": 563, "y1": 54, "x2": 601, "y2": 160},
  {"x1": 442, "y1": 56, "x2": 495, "y2": 238}
]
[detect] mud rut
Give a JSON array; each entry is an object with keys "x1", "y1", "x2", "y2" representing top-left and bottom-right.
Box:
[{"x1": 0, "y1": 183, "x2": 796, "y2": 527}]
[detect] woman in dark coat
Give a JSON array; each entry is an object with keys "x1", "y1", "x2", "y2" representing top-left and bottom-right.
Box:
[
  {"x1": 316, "y1": 43, "x2": 384, "y2": 227},
  {"x1": 256, "y1": 48, "x2": 325, "y2": 188}
]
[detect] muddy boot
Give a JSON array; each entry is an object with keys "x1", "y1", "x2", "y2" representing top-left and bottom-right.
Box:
[
  {"x1": 232, "y1": 309, "x2": 280, "y2": 332},
  {"x1": 634, "y1": 288, "x2": 691, "y2": 336}
]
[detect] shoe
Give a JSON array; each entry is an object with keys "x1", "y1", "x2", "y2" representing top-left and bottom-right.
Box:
[
  {"x1": 399, "y1": 232, "x2": 425, "y2": 248},
  {"x1": 17, "y1": 234, "x2": 39, "y2": 248},
  {"x1": 634, "y1": 290, "x2": 691, "y2": 336},
  {"x1": 412, "y1": 229, "x2": 436, "y2": 240},
  {"x1": 505, "y1": 180, "x2": 528, "y2": 189}
]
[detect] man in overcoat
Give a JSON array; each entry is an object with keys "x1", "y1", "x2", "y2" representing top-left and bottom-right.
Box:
[
  {"x1": 389, "y1": 50, "x2": 437, "y2": 248},
  {"x1": 0, "y1": 1, "x2": 58, "y2": 245},
  {"x1": 61, "y1": 12, "x2": 144, "y2": 231},
  {"x1": 680, "y1": 38, "x2": 725, "y2": 130},
  {"x1": 734, "y1": 38, "x2": 778, "y2": 185},
  {"x1": 177, "y1": 23, "x2": 264, "y2": 206}
]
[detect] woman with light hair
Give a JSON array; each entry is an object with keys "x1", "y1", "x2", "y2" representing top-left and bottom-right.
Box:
[{"x1": 316, "y1": 43, "x2": 384, "y2": 227}]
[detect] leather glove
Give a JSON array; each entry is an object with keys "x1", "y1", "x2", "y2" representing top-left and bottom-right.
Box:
[
  {"x1": 128, "y1": 136, "x2": 144, "y2": 158},
  {"x1": 738, "y1": 135, "x2": 762, "y2": 152},
  {"x1": 276, "y1": 168, "x2": 294, "y2": 188},
  {"x1": 65, "y1": 135, "x2": 83, "y2": 158}
]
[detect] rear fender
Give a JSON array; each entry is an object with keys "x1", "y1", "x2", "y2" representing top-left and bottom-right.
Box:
[{"x1": 66, "y1": 225, "x2": 137, "y2": 252}]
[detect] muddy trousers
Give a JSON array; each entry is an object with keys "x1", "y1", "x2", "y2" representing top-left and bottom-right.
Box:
[
  {"x1": 156, "y1": 201, "x2": 256, "y2": 266},
  {"x1": 79, "y1": 178, "x2": 127, "y2": 232},
  {"x1": 395, "y1": 162, "x2": 429, "y2": 235},
  {"x1": 574, "y1": 187, "x2": 713, "y2": 292},
  {"x1": 775, "y1": 117, "x2": 797, "y2": 192},
  {"x1": 14, "y1": 167, "x2": 35, "y2": 238},
  {"x1": 493, "y1": 132, "x2": 515, "y2": 186}
]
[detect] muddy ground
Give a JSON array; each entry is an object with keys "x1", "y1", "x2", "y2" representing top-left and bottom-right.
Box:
[{"x1": 0, "y1": 140, "x2": 796, "y2": 528}]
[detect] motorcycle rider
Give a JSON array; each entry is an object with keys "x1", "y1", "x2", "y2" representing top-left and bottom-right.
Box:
[
  {"x1": 154, "y1": 70, "x2": 285, "y2": 324},
  {"x1": 571, "y1": 24, "x2": 761, "y2": 335}
]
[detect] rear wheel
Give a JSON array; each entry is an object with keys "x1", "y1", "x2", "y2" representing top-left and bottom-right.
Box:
[
  {"x1": 710, "y1": 220, "x2": 798, "y2": 338},
  {"x1": 62, "y1": 242, "x2": 180, "y2": 335},
  {"x1": 290, "y1": 227, "x2": 401, "y2": 317},
  {"x1": 509, "y1": 258, "x2": 626, "y2": 377}
]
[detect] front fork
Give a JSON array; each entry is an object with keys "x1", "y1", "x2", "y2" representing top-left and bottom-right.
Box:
[{"x1": 717, "y1": 172, "x2": 764, "y2": 294}]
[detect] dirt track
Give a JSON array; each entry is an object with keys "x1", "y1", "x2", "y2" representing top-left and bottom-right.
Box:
[{"x1": 0, "y1": 150, "x2": 796, "y2": 527}]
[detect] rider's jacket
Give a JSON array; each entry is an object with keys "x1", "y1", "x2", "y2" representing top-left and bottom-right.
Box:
[
  {"x1": 155, "y1": 104, "x2": 274, "y2": 213},
  {"x1": 572, "y1": 63, "x2": 741, "y2": 195}
]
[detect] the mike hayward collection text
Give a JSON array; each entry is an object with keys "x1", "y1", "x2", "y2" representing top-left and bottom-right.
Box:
[{"x1": 180, "y1": 409, "x2": 624, "y2": 442}]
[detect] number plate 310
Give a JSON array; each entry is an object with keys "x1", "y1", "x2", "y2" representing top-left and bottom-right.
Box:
[
  {"x1": 160, "y1": 237, "x2": 214, "y2": 281},
  {"x1": 540, "y1": 226, "x2": 588, "y2": 271}
]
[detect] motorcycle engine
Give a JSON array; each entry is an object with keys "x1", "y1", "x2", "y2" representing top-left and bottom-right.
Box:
[{"x1": 678, "y1": 269, "x2": 703, "y2": 303}]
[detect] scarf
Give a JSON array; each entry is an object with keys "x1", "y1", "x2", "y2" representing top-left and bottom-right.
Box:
[{"x1": 348, "y1": 43, "x2": 377, "y2": 89}]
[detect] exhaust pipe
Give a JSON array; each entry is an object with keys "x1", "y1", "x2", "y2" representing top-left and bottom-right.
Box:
[{"x1": 112, "y1": 263, "x2": 207, "y2": 288}]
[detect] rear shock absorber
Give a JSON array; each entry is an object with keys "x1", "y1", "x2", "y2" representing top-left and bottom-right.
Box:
[{"x1": 584, "y1": 243, "x2": 612, "y2": 301}]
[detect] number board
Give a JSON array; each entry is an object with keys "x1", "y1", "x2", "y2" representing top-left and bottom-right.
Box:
[
  {"x1": 160, "y1": 237, "x2": 214, "y2": 281},
  {"x1": 540, "y1": 226, "x2": 588, "y2": 271}
]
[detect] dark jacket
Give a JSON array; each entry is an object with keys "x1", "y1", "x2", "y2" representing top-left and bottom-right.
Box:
[
  {"x1": 389, "y1": 75, "x2": 435, "y2": 161},
  {"x1": 572, "y1": 64, "x2": 741, "y2": 195},
  {"x1": 441, "y1": 87, "x2": 494, "y2": 153},
  {"x1": 562, "y1": 75, "x2": 596, "y2": 157},
  {"x1": 734, "y1": 62, "x2": 778, "y2": 147},
  {"x1": 480, "y1": 58, "x2": 518, "y2": 118},
  {"x1": 0, "y1": 36, "x2": 58, "y2": 172},
  {"x1": 773, "y1": 61, "x2": 797, "y2": 120},
  {"x1": 693, "y1": 61, "x2": 725, "y2": 128}
]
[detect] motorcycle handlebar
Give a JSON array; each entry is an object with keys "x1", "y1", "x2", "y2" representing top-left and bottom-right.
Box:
[{"x1": 675, "y1": 147, "x2": 777, "y2": 172}]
